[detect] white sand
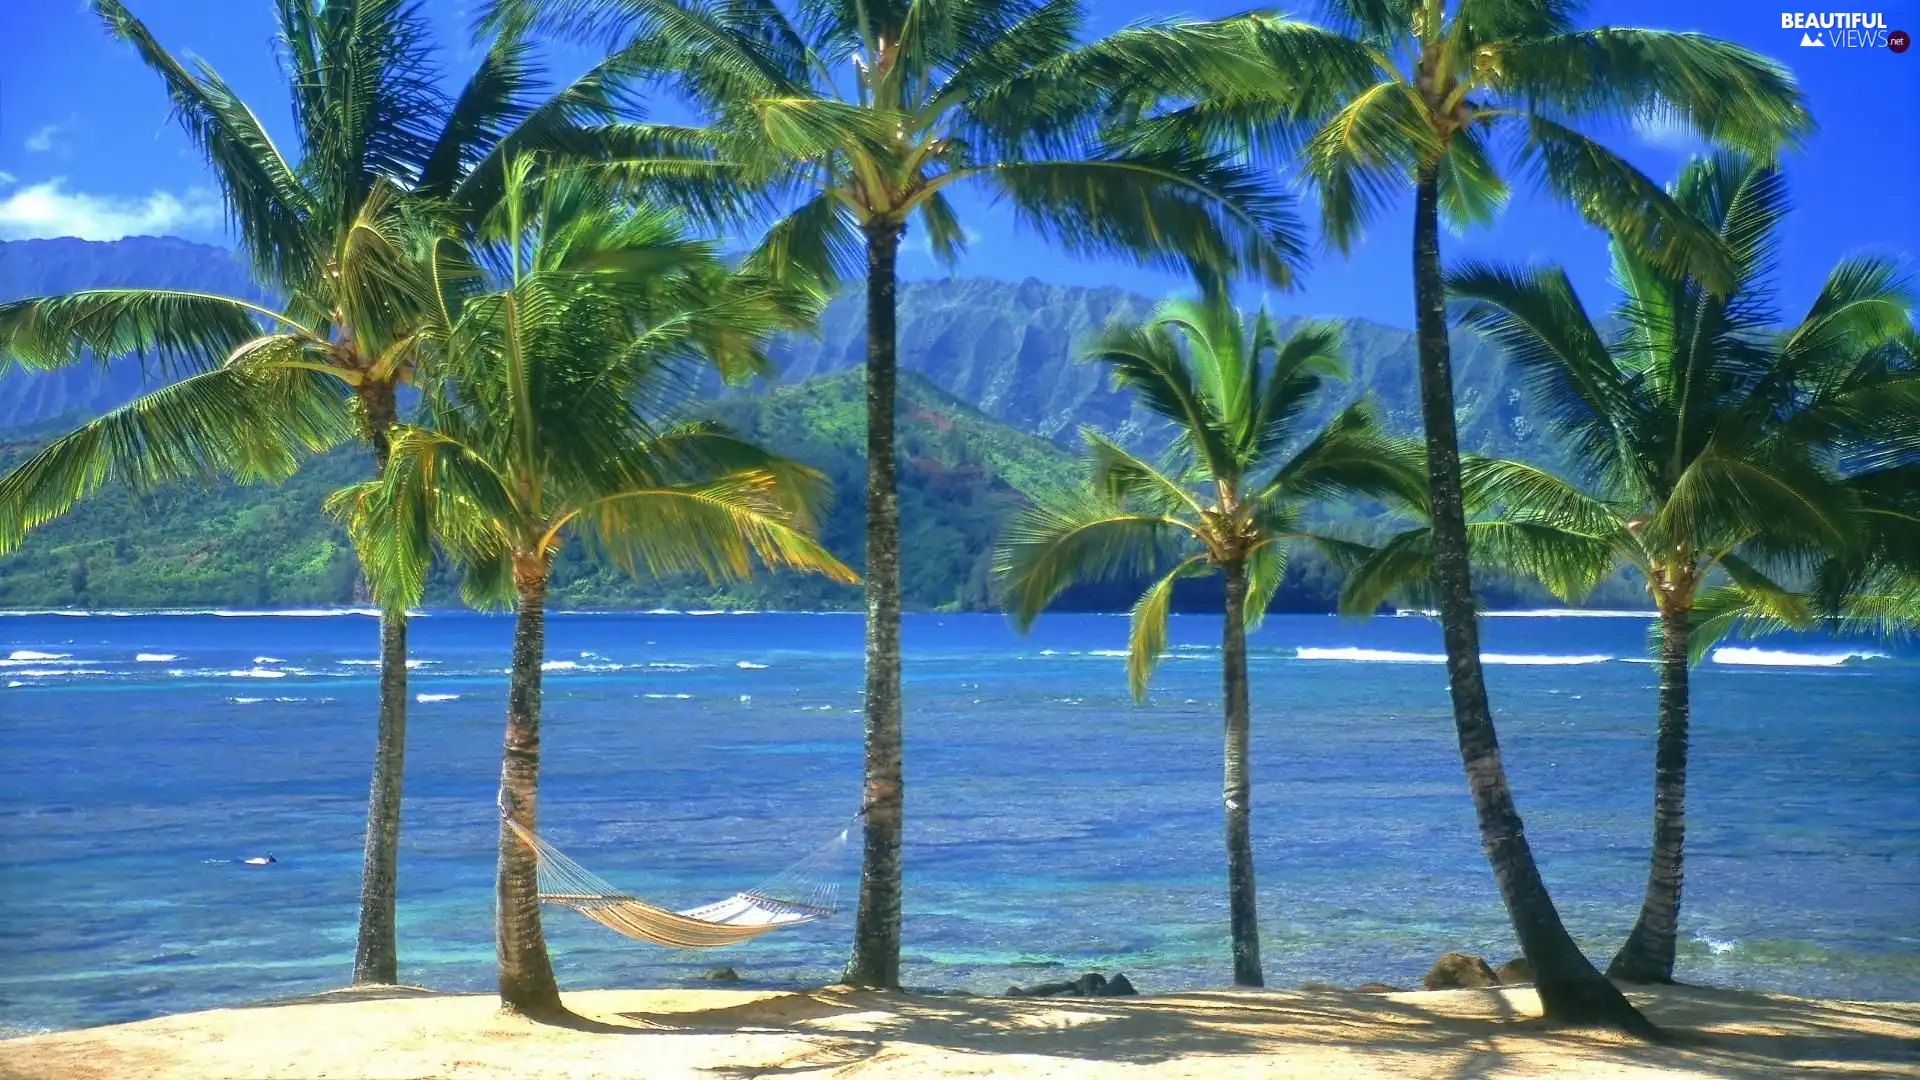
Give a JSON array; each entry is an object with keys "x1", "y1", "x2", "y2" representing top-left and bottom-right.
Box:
[{"x1": 3, "y1": 982, "x2": 1916, "y2": 1079}]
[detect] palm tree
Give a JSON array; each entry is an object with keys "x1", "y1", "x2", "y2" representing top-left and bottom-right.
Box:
[
  {"x1": 492, "y1": 0, "x2": 1313, "y2": 988},
  {"x1": 1424, "y1": 153, "x2": 1918, "y2": 985},
  {"x1": 0, "y1": 0, "x2": 699, "y2": 986},
  {"x1": 1130, "y1": 0, "x2": 1812, "y2": 1029},
  {"x1": 995, "y1": 292, "x2": 1418, "y2": 987},
  {"x1": 332, "y1": 162, "x2": 855, "y2": 1016}
]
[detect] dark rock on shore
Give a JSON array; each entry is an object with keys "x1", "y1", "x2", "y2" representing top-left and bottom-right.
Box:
[
  {"x1": 1494, "y1": 957, "x2": 1533, "y2": 985},
  {"x1": 1005, "y1": 972, "x2": 1136, "y2": 997},
  {"x1": 1422, "y1": 952, "x2": 1500, "y2": 990},
  {"x1": 700, "y1": 967, "x2": 740, "y2": 983}
]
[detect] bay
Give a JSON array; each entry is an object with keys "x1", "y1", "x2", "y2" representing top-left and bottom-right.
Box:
[{"x1": 1, "y1": 610, "x2": 1914, "y2": 1034}]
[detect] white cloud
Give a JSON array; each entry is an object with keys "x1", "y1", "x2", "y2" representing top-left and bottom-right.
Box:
[
  {"x1": 0, "y1": 178, "x2": 222, "y2": 241},
  {"x1": 24, "y1": 124, "x2": 64, "y2": 153},
  {"x1": 0, "y1": 171, "x2": 15, "y2": 186}
]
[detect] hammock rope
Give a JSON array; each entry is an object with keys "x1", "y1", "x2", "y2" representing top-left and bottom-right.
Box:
[{"x1": 501, "y1": 810, "x2": 856, "y2": 949}]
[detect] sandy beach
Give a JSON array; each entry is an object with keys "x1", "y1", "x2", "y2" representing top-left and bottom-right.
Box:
[{"x1": 3, "y1": 982, "x2": 1916, "y2": 1079}]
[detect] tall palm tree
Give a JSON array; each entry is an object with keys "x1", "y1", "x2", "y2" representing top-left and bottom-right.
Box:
[
  {"x1": 996, "y1": 292, "x2": 1418, "y2": 987},
  {"x1": 493, "y1": 0, "x2": 1313, "y2": 988},
  {"x1": 0, "y1": 0, "x2": 681, "y2": 986},
  {"x1": 1430, "y1": 154, "x2": 1919, "y2": 985},
  {"x1": 1132, "y1": 0, "x2": 1812, "y2": 1029},
  {"x1": 332, "y1": 161, "x2": 855, "y2": 1016}
]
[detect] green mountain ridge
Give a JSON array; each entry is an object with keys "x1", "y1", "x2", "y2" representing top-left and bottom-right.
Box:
[
  {"x1": 0, "y1": 236, "x2": 1630, "y2": 612},
  {"x1": 777, "y1": 277, "x2": 1558, "y2": 471},
  {"x1": 0, "y1": 238, "x2": 1563, "y2": 473}
]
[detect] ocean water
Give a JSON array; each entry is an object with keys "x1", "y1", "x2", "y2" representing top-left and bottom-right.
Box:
[{"x1": 1, "y1": 610, "x2": 1915, "y2": 1034}]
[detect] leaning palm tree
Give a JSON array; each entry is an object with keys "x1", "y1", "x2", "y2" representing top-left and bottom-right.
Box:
[
  {"x1": 1130, "y1": 0, "x2": 1812, "y2": 1029},
  {"x1": 0, "y1": 0, "x2": 688, "y2": 985},
  {"x1": 1346, "y1": 153, "x2": 1919, "y2": 986},
  {"x1": 331, "y1": 162, "x2": 855, "y2": 1016},
  {"x1": 996, "y1": 292, "x2": 1419, "y2": 987},
  {"x1": 492, "y1": 0, "x2": 1313, "y2": 988}
]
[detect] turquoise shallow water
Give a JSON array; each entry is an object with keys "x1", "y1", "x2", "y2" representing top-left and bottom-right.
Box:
[{"x1": 1, "y1": 610, "x2": 1916, "y2": 1033}]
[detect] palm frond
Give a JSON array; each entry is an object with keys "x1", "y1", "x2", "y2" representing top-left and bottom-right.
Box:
[
  {"x1": 1080, "y1": 429, "x2": 1204, "y2": 519},
  {"x1": 1300, "y1": 79, "x2": 1437, "y2": 253},
  {"x1": 419, "y1": 27, "x2": 549, "y2": 198},
  {"x1": 995, "y1": 497, "x2": 1189, "y2": 630},
  {"x1": 1337, "y1": 527, "x2": 1435, "y2": 616},
  {"x1": 0, "y1": 289, "x2": 308, "y2": 377},
  {"x1": 1445, "y1": 260, "x2": 1632, "y2": 484},
  {"x1": 1496, "y1": 28, "x2": 1809, "y2": 155},
  {"x1": 1249, "y1": 319, "x2": 1344, "y2": 458},
  {"x1": 1080, "y1": 316, "x2": 1237, "y2": 483},
  {"x1": 1779, "y1": 256, "x2": 1916, "y2": 380},
  {"x1": 482, "y1": 0, "x2": 808, "y2": 107},
  {"x1": 1654, "y1": 445, "x2": 1856, "y2": 557},
  {"x1": 1242, "y1": 539, "x2": 1288, "y2": 632},
  {"x1": 1126, "y1": 554, "x2": 1210, "y2": 701},
  {"x1": 1, "y1": 355, "x2": 350, "y2": 555},
  {"x1": 1436, "y1": 123, "x2": 1509, "y2": 232},
  {"x1": 1519, "y1": 116, "x2": 1736, "y2": 295},
  {"x1": 1683, "y1": 556, "x2": 1814, "y2": 664},
  {"x1": 1458, "y1": 456, "x2": 1622, "y2": 534},
  {"x1": 575, "y1": 475, "x2": 857, "y2": 585},
  {"x1": 93, "y1": 0, "x2": 317, "y2": 286},
  {"x1": 980, "y1": 148, "x2": 1307, "y2": 289},
  {"x1": 1259, "y1": 400, "x2": 1423, "y2": 505},
  {"x1": 737, "y1": 189, "x2": 865, "y2": 292},
  {"x1": 915, "y1": 189, "x2": 970, "y2": 270}
]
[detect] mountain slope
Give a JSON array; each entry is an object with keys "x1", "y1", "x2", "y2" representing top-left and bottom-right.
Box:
[
  {"x1": 0, "y1": 236, "x2": 1631, "y2": 611},
  {"x1": 2, "y1": 369, "x2": 1445, "y2": 612},
  {"x1": 768, "y1": 278, "x2": 1555, "y2": 468},
  {"x1": 0, "y1": 373, "x2": 1072, "y2": 610},
  {"x1": 0, "y1": 238, "x2": 264, "y2": 430},
  {"x1": 0, "y1": 238, "x2": 1557, "y2": 472}
]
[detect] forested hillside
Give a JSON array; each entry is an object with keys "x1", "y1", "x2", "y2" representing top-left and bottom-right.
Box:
[
  {"x1": 0, "y1": 236, "x2": 1634, "y2": 611},
  {"x1": 0, "y1": 371, "x2": 1411, "y2": 611},
  {"x1": 0, "y1": 237, "x2": 1561, "y2": 468}
]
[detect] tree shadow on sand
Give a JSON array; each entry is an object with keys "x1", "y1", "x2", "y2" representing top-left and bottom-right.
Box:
[{"x1": 556, "y1": 983, "x2": 1920, "y2": 1079}]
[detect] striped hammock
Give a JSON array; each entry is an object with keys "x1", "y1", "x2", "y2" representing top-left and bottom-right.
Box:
[{"x1": 502, "y1": 814, "x2": 853, "y2": 949}]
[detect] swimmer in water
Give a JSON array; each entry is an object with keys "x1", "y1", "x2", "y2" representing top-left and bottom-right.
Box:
[{"x1": 241, "y1": 853, "x2": 276, "y2": 866}]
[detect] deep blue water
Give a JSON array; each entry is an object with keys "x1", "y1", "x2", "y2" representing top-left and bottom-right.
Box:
[{"x1": 2, "y1": 609, "x2": 1916, "y2": 1034}]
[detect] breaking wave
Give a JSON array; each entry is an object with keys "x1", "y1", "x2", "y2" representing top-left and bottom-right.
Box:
[
  {"x1": 1711, "y1": 647, "x2": 1886, "y2": 668},
  {"x1": 1295, "y1": 646, "x2": 1612, "y2": 665}
]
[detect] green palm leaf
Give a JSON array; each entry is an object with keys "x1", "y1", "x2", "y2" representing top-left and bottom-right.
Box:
[
  {"x1": 0, "y1": 290, "x2": 311, "y2": 376},
  {"x1": 1126, "y1": 554, "x2": 1210, "y2": 701},
  {"x1": 997, "y1": 499, "x2": 1188, "y2": 630},
  {"x1": 92, "y1": 0, "x2": 317, "y2": 285},
  {"x1": 2, "y1": 356, "x2": 350, "y2": 555}
]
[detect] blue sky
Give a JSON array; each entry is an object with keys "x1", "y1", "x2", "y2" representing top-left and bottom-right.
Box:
[{"x1": 0, "y1": 0, "x2": 1915, "y2": 328}]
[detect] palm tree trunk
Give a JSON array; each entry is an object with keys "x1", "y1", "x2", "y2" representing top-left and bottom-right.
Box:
[
  {"x1": 845, "y1": 217, "x2": 905, "y2": 990},
  {"x1": 353, "y1": 384, "x2": 407, "y2": 986},
  {"x1": 1221, "y1": 562, "x2": 1262, "y2": 987},
  {"x1": 1412, "y1": 167, "x2": 1653, "y2": 1035},
  {"x1": 496, "y1": 555, "x2": 562, "y2": 1016},
  {"x1": 1609, "y1": 599, "x2": 1691, "y2": 983}
]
